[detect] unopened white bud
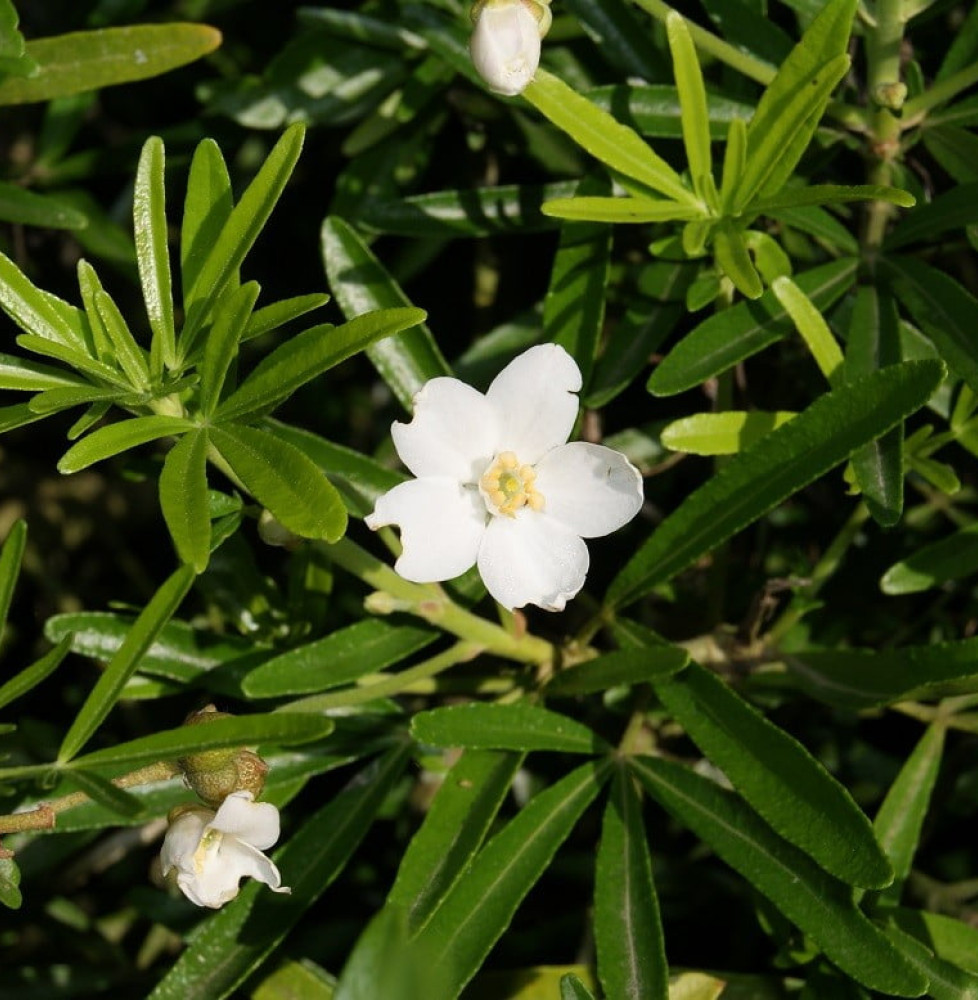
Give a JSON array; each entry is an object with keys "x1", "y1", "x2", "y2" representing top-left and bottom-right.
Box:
[{"x1": 470, "y1": 0, "x2": 543, "y2": 97}]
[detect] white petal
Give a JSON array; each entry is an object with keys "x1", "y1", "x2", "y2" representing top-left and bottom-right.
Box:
[
  {"x1": 218, "y1": 838, "x2": 287, "y2": 894},
  {"x1": 534, "y1": 442, "x2": 644, "y2": 538},
  {"x1": 367, "y1": 478, "x2": 486, "y2": 582},
  {"x1": 470, "y1": 1, "x2": 541, "y2": 96},
  {"x1": 160, "y1": 809, "x2": 210, "y2": 876},
  {"x1": 391, "y1": 377, "x2": 499, "y2": 482},
  {"x1": 210, "y1": 791, "x2": 280, "y2": 851},
  {"x1": 478, "y1": 513, "x2": 588, "y2": 611},
  {"x1": 485, "y1": 344, "x2": 582, "y2": 463}
]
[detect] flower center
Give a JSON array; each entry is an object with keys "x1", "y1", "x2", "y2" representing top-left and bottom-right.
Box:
[{"x1": 479, "y1": 451, "x2": 545, "y2": 517}]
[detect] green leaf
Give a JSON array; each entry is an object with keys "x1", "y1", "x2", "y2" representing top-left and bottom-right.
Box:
[
  {"x1": 159, "y1": 429, "x2": 210, "y2": 573},
  {"x1": 412, "y1": 704, "x2": 608, "y2": 754},
  {"x1": 181, "y1": 123, "x2": 305, "y2": 349},
  {"x1": 0, "y1": 518, "x2": 26, "y2": 642},
  {"x1": 884, "y1": 923, "x2": 978, "y2": 1000},
  {"x1": 661, "y1": 410, "x2": 795, "y2": 455},
  {"x1": 881, "y1": 524, "x2": 978, "y2": 594},
  {"x1": 714, "y1": 223, "x2": 764, "y2": 299},
  {"x1": 0, "y1": 352, "x2": 84, "y2": 391},
  {"x1": 565, "y1": 0, "x2": 663, "y2": 80},
  {"x1": 654, "y1": 661, "x2": 892, "y2": 887},
  {"x1": 886, "y1": 182, "x2": 978, "y2": 250},
  {"x1": 0, "y1": 857, "x2": 21, "y2": 910},
  {"x1": 595, "y1": 770, "x2": 668, "y2": 1000},
  {"x1": 890, "y1": 909, "x2": 978, "y2": 977},
  {"x1": 93, "y1": 287, "x2": 150, "y2": 388},
  {"x1": 544, "y1": 177, "x2": 612, "y2": 385},
  {"x1": 775, "y1": 204, "x2": 859, "y2": 253},
  {"x1": 243, "y1": 620, "x2": 436, "y2": 697},
  {"x1": 649, "y1": 258, "x2": 857, "y2": 396},
  {"x1": 134, "y1": 136, "x2": 176, "y2": 373},
  {"x1": 630, "y1": 757, "x2": 928, "y2": 997},
  {"x1": 16, "y1": 333, "x2": 129, "y2": 388},
  {"x1": 561, "y1": 974, "x2": 597, "y2": 1000},
  {"x1": 181, "y1": 137, "x2": 234, "y2": 317},
  {"x1": 547, "y1": 647, "x2": 689, "y2": 696},
  {"x1": 56, "y1": 565, "x2": 195, "y2": 762},
  {"x1": 787, "y1": 638, "x2": 978, "y2": 709},
  {"x1": 0, "y1": 250, "x2": 88, "y2": 350},
  {"x1": 885, "y1": 256, "x2": 978, "y2": 395},
  {"x1": 198, "y1": 282, "x2": 261, "y2": 416},
  {"x1": 0, "y1": 23, "x2": 222, "y2": 104},
  {"x1": 666, "y1": 13, "x2": 713, "y2": 207},
  {"x1": 873, "y1": 723, "x2": 945, "y2": 903},
  {"x1": 29, "y1": 384, "x2": 131, "y2": 416},
  {"x1": 522, "y1": 69, "x2": 697, "y2": 207},
  {"x1": 57, "y1": 415, "x2": 192, "y2": 474},
  {"x1": 65, "y1": 769, "x2": 144, "y2": 818},
  {"x1": 410, "y1": 759, "x2": 612, "y2": 998},
  {"x1": 148, "y1": 745, "x2": 409, "y2": 1000},
  {"x1": 922, "y1": 126, "x2": 978, "y2": 184},
  {"x1": 611, "y1": 361, "x2": 944, "y2": 606},
  {"x1": 0, "y1": 181, "x2": 87, "y2": 229},
  {"x1": 0, "y1": 401, "x2": 47, "y2": 434},
  {"x1": 70, "y1": 711, "x2": 334, "y2": 771},
  {"x1": 217, "y1": 307, "x2": 426, "y2": 423},
  {"x1": 321, "y1": 215, "x2": 450, "y2": 409},
  {"x1": 846, "y1": 285, "x2": 904, "y2": 527},
  {"x1": 541, "y1": 196, "x2": 703, "y2": 224},
  {"x1": 242, "y1": 293, "x2": 330, "y2": 343},
  {"x1": 209, "y1": 424, "x2": 347, "y2": 542},
  {"x1": 751, "y1": 183, "x2": 915, "y2": 215},
  {"x1": 0, "y1": 636, "x2": 71, "y2": 711},
  {"x1": 771, "y1": 275, "x2": 844, "y2": 383}
]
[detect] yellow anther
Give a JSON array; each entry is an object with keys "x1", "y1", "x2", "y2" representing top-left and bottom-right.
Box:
[{"x1": 479, "y1": 452, "x2": 545, "y2": 517}]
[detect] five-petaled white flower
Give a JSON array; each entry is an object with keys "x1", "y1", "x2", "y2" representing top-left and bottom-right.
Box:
[
  {"x1": 469, "y1": 0, "x2": 549, "y2": 97},
  {"x1": 366, "y1": 344, "x2": 644, "y2": 611},
  {"x1": 160, "y1": 791, "x2": 289, "y2": 909}
]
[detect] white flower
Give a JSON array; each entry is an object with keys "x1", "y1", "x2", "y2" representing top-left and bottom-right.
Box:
[
  {"x1": 366, "y1": 344, "x2": 644, "y2": 611},
  {"x1": 160, "y1": 791, "x2": 289, "y2": 909},
  {"x1": 470, "y1": 0, "x2": 545, "y2": 97}
]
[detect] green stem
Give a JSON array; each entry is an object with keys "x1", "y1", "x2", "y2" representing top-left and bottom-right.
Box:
[{"x1": 325, "y1": 538, "x2": 554, "y2": 665}]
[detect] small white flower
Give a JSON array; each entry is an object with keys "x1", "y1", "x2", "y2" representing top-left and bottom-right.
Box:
[
  {"x1": 366, "y1": 344, "x2": 644, "y2": 611},
  {"x1": 160, "y1": 791, "x2": 289, "y2": 909},
  {"x1": 470, "y1": 0, "x2": 545, "y2": 96}
]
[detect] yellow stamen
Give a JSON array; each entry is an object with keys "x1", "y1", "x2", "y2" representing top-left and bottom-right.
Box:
[{"x1": 479, "y1": 452, "x2": 545, "y2": 517}]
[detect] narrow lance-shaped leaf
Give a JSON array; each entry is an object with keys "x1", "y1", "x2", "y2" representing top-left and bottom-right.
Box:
[
  {"x1": 58, "y1": 564, "x2": 196, "y2": 763},
  {"x1": 660, "y1": 410, "x2": 796, "y2": 456},
  {"x1": 0, "y1": 182, "x2": 87, "y2": 229},
  {"x1": 719, "y1": 117, "x2": 747, "y2": 211},
  {"x1": 546, "y1": 646, "x2": 689, "y2": 696},
  {"x1": 881, "y1": 523, "x2": 978, "y2": 595},
  {"x1": 561, "y1": 975, "x2": 598, "y2": 1000},
  {"x1": 0, "y1": 250, "x2": 86, "y2": 349},
  {"x1": 666, "y1": 13, "x2": 713, "y2": 207},
  {"x1": 653, "y1": 661, "x2": 892, "y2": 887},
  {"x1": 715, "y1": 222, "x2": 763, "y2": 299},
  {"x1": 65, "y1": 769, "x2": 144, "y2": 818},
  {"x1": 0, "y1": 518, "x2": 26, "y2": 644},
  {"x1": 198, "y1": 281, "x2": 261, "y2": 416},
  {"x1": 0, "y1": 636, "x2": 71, "y2": 711},
  {"x1": 772, "y1": 275, "x2": 844, "y2": 384},
  {"x1": 148, "y1": 745, "x2": 410, "y2": 1000},
  {"x1": 159, "y1": 429, "x2": 210, "y2": 573},
  {"x1": 883, "y1": 923, "x2": 978, "y2": 1000},
  {"x1": 630, "y1": 757, "x2": 928, "y2": 997},
  {"x1": 610, "y1": 360, "x2": 944, "y2": 606},
  {"x1": 595, "y1": 770, "x2": 668, "y2": 1000},
  {"x1": 134, "y1": 136, "x2": 176, "y2": 373},
  {"x1": 410, "y1": 759, "x2": 612, "y2": 998},
  {"x1": 541, "y1": 197, "x2": 702, "y2": 224},
  {"x1": 322, "y1": 216, "x2": 450, "y2": 410},
  {"x1": 58, "y1": 415, "x2": 192, "y2": 474},
  {"x1": 93, "y1": 287, "x2": 150, "y2": 389}
]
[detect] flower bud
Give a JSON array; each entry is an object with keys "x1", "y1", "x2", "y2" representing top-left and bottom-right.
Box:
[{"x1": 470, "y1": 0, "x2": 549, "y2": 96}]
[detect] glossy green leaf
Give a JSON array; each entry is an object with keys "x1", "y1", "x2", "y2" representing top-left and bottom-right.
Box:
[
  {"x1": 242, "y1": 293, "x2": 330, "y2": 343},
  {"x1": 0, "y1": 250, "x2": 87, "y2": 350},
  {"x1": 595, "y1": 770, "x2": 668, "y2": 1000},
  {"x1": 410, "y1": 759, "x2": 612, "y2": 998},
  {"x1": 181, "y1": 137, "x2": 234, "y2": 317},
  {"x1": 522, "y1": 70, "x2": 697, "y2": 207},
  {"x1": 667, "y1": 13, "x2": 713, "y2": 206},
  {"x1": 0, "y1": 353, "x2": 83, "y2": 391},
  {"x1": 772, "y1": 275, "x2": 844, "y2": 383},
  {"x1": 65, "y1": 769, "x2": 144, "y2": 818},
  {"x1": 847, "y1": 285, "x2": 904, "y2": 527},
  {"x1": 182, "y1": 123, "x2": 304, "y2": 348},
  {"x1": 873, "y1": 723, "x2": 945, "y2": 903},
  {"x1": 885, "y1": 256, "x2": 978, "y2": 394},
  {"x1": 661, "y1": 411, "x2": 795, "y2": 455},
  {"x1": 243, "y1": 620, "x2": 437, "y2": 697},
  {"x1": 148, "y1": 745, "x2": 409, "y2": 1000},
  {"x1": 542, "y1": 196, "x2": 703, "y2": 224},
  {"x1": 16, "y1": 333, "x2": 129, "y2": 388},
  {"x1": 0, "y1": 518, "x2": 25, "y2": 642},
  {"x1": 715, "y1": 223, "x2": 763, "y2": 299},
  {"x1": 0, "y1": 401, "x2": 47, "y2": 434},
  {"x1": 611, "y1": 361, "x2": 943, "y2": 606},
  {"x1": 57, "y1": 564, "x2": 195, "y2": 762},
  {"x1": 788, "y1": 638, "x2": 978, "y2": 708},
  {"x1": 0, "y1": 182, "x2": 87, "y2": 229},
  {"x1": 881, "y1": 523, "x2": 978, "y2": 594},
  {"x1": 28, "y1": 384, "x2": 131, "y2": 415},
  {"x1": 649, "y1": 258, "x2": 857, "y2": 395},
  {"x1": 70, "y1": 711, "x2": 334, "y2": 771},
  {"x1": 209, "y1": 424, "x2": 347, "y2": 541},
  {"x1": 57, "y1": 415, "x2": 192, "y2": 474},
  {"x1": 654, "y1": 661, "x2": 891, "y2": 887},
  {"x1": 134, "y1": 136, "x2": 176, "y2": 372},
  {"x1": 411, "y1": 703, "x2": 609, "y2": 754},
  {"x1": 159, "y1": 429, "x2": 210, "y2": 572},
  {"x1": 217, "y1": 307, "x2": 426, "y2": 423},
  {"x1": 751, "y1": 183, "x2": 914, "y2": 215},
  {"x1": 544, "y1": 177, "x2": 611, "y2": 385},
  {"x1": 890, "y1": 909, "x2": 978, "y2": 976},
  {"x1": 93, "y1": 287, "x2": 150, "y2": 388},
  {"x1": 884, "y1": 924, "x2": 978, "y2": 1000},
  {"x1": 0, "y1": 23, "x2": 222, "y2": 105},
  {"x1": 322, "y1": 215, "x2": 450, "y2": 409},
  {"x1": 630, "y1": 757, "x2": 927, "y2": 996},
  {"x1": 775, "y1": 204, "x2": 859, "y2": 253},
  {"x1": 75, "y1": 258, "x2": 115, "y2": 362},
  {"x1": 199, "y1": 281, "x2": 261, "y2": 416},
  {"x1": 547, "y1": 647, "x2": 689, "y2": 696},
  {"x1": 0, "y1": 636, "x2": 70, "y2": 711}
]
